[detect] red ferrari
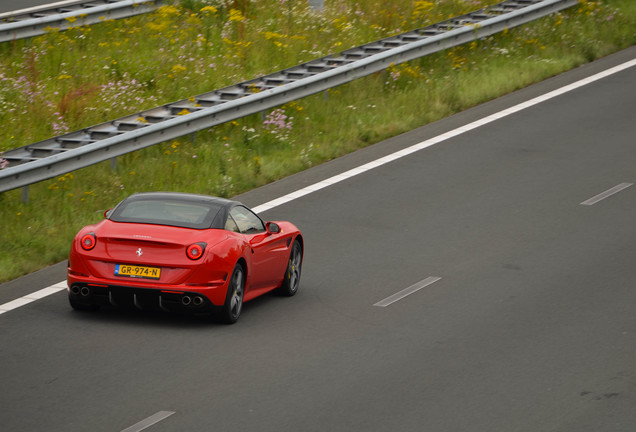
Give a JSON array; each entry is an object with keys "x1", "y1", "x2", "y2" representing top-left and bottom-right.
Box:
[{"x1": 67, "y1": 192, "x2": 303, "y2": 323}]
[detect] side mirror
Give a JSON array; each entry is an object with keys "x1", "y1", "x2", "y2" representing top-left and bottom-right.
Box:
[
  {"x1": 266, "y1": 222, "x2": 281, "y2": 234},
  {"x1": 104, "y1": 208, "x2": 113, "y2": 219}
]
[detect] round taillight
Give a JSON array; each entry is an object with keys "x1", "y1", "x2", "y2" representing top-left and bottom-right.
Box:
[
  {"x1": 186, "y1": 242, "x2": 206, "y2": 260},
  {"x1": 80, "y1": 233, "x2": 96, "y2": 251}
]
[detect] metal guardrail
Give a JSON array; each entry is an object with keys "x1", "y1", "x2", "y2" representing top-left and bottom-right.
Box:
[
  {"x1": 0, "y1": 0, "x2": 163, "y2": 43},
  {"x1": 0, "y1": 0, "x2": 577, "y2": 195}
]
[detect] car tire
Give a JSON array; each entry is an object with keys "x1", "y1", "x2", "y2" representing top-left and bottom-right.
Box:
[
  {"x1": 219, "y1": 263, "x2": 245, "y2": 324},
  {"x1": 277, "y1": 239, "x2": 302, "y2": 297},
  {"x1": 68, "y1": 294, "x2": 100, "y2": 311}
]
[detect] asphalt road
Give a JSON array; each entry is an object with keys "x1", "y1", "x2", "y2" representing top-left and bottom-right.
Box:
[{"x1": 1, "y1": 47, "x2": 635, "y2": 431}]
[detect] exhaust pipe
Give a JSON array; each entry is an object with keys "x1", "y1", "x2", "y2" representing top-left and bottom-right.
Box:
[
  {"x1": 80, "y1": 286, "x2": 91, "y2": 297},
  {"x1": 70, "y1": 285, "x2": 81, "y2": 295},
  {"x1": 193, "y1": 296, "x2": 204, "y2": 306},
  {"x1": 181, "y1": 296, "x2": 192, "y2": 306}
]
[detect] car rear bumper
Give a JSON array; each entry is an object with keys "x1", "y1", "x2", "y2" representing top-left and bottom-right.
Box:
[{"x1": 67, "y1": 279, "x2": 228, "y2": 313}]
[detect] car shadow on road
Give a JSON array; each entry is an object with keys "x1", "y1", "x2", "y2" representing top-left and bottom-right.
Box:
[{"x1": 64, "y1": 290, "x2": 284, "y2": 329}]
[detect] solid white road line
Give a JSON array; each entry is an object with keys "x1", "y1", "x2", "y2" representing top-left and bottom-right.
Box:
[
  {"x1": 2, "y1": 58, "x2": 635, "y2": 316},
  {"x1": 580, "y1": 183, "x2": 633, "y2": 206},
  {"x1": 252, "y1": 59, "x2": 636, "y2": 214},
  {"x1": 374, "y1": 277, "x2": 442, "y2": 307},
  {"x1": 0, "y1": 281, "x2": 66, "y2": 315},
  {"x1": 120, "y1": 411, "x2": 176, "y2": 432}
]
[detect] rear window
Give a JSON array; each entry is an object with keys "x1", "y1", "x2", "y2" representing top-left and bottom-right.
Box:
[{"x1": 110, "y1": 198, "x2": 222, "y2": 229}]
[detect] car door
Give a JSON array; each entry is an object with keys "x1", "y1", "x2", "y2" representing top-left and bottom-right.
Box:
[{"x1": 228, "y1": 206, "x2": 288, "y2": 293}]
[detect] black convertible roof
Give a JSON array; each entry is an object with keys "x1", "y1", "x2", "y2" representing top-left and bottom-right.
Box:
[{"x1": 109, "y1": 192, "x2": 246, "y2": 229}]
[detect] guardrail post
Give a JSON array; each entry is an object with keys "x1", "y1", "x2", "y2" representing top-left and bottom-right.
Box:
[
  {"x1": 111, "y1": 157, "x2": 117, "y2": 171},
  {"x1": 22, "y1": 185, "x2": 29, "y2": 203},
  {"x1": 309, "y1": 0, "x2": 324, "y2": 11}
]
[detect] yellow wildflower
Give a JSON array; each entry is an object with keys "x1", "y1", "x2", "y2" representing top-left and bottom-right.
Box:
[
  {"x1": 146, "y1": 21, "x2": 168, "y2": 31},
  {"x1": 263, "y1": 31, "x2": 284, "y2": 40},
  {"x1": 201, "y1": 6, "x2": 218, "y2": 14},
  {"x1": 413, "y1": 1, "x2": 434, "y2": 18},
  {"x1": 171, "y1": 64, "x2": 187, "y2": 74},
  {"x1": 157, "y1": 5, "x2": 180, "y2": 18},
  {"x1": 228, "y1": 9, "x2": 246, "y2": 22}
]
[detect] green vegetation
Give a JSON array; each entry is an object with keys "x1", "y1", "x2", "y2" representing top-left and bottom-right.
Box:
[{"x1": 0, "y1": 0, "x2": 634, "y2": 282}]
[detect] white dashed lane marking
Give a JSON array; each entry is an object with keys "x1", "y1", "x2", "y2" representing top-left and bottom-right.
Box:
[
  {"x1": 120, "y1": 411, "x2": 176, "y2": 432},
  {"x1": 580, "y1": 183, "x2": 633, "y2": 206},
  {"x1": 374, "y1": 277, "x2": 442, "y2": 307}
]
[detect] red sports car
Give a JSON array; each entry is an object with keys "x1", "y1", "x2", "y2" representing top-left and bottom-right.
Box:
[{"x1": 67, "y1": 192, "x2": 303, "y2": 323}]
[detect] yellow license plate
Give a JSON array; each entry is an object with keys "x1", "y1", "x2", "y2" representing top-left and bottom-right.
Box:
[{"x1": 115, "y1": 264, "x2": 161, "y2": 279}]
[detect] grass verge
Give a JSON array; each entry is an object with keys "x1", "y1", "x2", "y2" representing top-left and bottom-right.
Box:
[{"x1": 0, "y1": 0, "x2": 634, "y2": 283}]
